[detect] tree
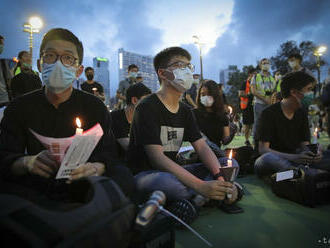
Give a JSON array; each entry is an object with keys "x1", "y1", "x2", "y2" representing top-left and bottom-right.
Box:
[
  {"x1": 270, "y1": 40, "x2": 327, "y2": 74},
  {"x1": 226, "y1": 65, "x2": 254, "y2": 111}
]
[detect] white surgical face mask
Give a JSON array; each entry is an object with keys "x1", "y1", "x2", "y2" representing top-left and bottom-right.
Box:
[
  {"x1": 167, "y1": 67, "x2": 193, "y2": 93},
  {"x1": 42, "y1": 60, "x2": 76, "y2": 94},
  {"x1": 200, "y1": 95, "x2": 214, "y2": 107},
  {"x1": 129, "y1": 72, "x2": 138, "y2": 78},
  {"x1": 288, "y1": 61, "x2": 296, "y2": 69},
  {"x1": 261, "y1": 64, "x2": 270, "y2": 71}
]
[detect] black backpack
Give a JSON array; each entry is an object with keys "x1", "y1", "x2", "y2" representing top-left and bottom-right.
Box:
[
  {"x1": 0, "y1": 176, "x2": 136, "y2": 247},
  {"x1": 270, "y1": 167, "x2": 330, "y2": 207}
]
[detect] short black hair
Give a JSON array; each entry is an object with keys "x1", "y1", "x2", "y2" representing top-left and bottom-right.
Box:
[
  {"x1": 18, "y1": 51, "x2": 29, "y2": 59},
  {"x1": 84, "y1": 67, "x2": 94, "y2": 73},
  {"x1": 0, "y1": 35, "x2": 4, "y2": 40},
  {"x1": 126, "y1": 83, "x2": 151, "y2": 105},
  {"x1": 281, "y1": 71, "x2": 315, "y2": 98},
  {"x1": 40, "y1": 28, "x2": 84, "y2": 64},
  {"x1": 288, "y1": 53, "x2": 302, "y2": 63},
  {"x1": 153, "y1": 47, "x2": 191, "y2": 74},
  {"x1": 259, "y1": 58, "x2": 269, "y2": 65},
  {"x1": 248, "y1": 68, "x2": 256, "y2": 74},
  {"x1": 128, "y1": 64, "x2": 138, "y2": 72}
]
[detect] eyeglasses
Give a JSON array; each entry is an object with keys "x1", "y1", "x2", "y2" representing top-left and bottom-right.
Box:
[
  {"x1": 41, "y1": 51, "x2": 78, "y2": 67},
  {"x1": 167, "y1": 61, "x2": 195, "y2": 72}
]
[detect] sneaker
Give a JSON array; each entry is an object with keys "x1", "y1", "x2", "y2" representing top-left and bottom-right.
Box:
[{"x1": 166, "y1": 199, "x2": 199, "y2": 227}]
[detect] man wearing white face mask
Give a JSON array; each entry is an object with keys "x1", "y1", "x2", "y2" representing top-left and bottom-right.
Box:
[
  {"x1": 116, "y1": 64, "x2": 139, "y2": 108},
  {"x1": 251, "y1": 58, "x2": 276, "y2": 143},
  {"x1": 128, "y1": 47, "x2": 242, "y2": 213},
  {"x1": 288, "y1": 53, "x2": 315, "y2": 78},
  {"x1": 0, "y1": 28, "x2": 135, "y2": 202}
]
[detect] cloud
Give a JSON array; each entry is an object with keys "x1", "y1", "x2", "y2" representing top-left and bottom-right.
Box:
[
  {"x1": 202, "y1": 0, "x2": 330, "y2": 82},
  {"x1": 146, "y1": 0, "x2": 234, "y2": 54}
]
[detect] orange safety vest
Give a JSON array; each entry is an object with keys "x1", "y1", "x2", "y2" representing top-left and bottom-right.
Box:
[{"x1": 240, "y1": 80, "x2": 250, "y2": 110}]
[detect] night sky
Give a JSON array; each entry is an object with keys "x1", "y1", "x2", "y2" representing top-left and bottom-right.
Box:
[{"x1": 1, "y1": 0, "x2": 329, "y2": 96}]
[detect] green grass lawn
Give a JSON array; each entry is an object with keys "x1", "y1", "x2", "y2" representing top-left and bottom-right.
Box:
[{"x1": 224, "y1": 132, "x2": 330, "y2": 150}]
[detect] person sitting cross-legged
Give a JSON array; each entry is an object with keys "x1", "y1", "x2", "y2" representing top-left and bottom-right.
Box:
[
  {"x1": 254, "y1": 71, "x2": 330, "y2": 178},
  {"x1": 128, "y1": 47, "x2": 243, "y2": 219}
]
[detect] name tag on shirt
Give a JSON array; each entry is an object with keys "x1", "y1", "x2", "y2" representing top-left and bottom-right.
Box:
[{"x1": 276, "y1": 170, "x2": 294, "y2": 182}]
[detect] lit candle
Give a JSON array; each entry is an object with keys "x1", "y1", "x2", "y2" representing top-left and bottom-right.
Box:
[
  {"x1": 92, "y1": 88, "x2": 97, "y2": 94},
  {"x1": 312, "y1": 128, "x2": 318, "y2": 144},
  {"x1": 228, "y1": 149, "x2": 233, "y2": 167},
  {"x1": 75, "y1": 117, "x2": 83, "y2": 135},
  {"x1": 228, "y1": 106, "x2": 233, "y2": 115}
]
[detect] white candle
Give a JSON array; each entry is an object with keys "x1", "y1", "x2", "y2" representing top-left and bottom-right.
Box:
[
  {"x1": 312, "y1": 128, "x2": 318, "y2": 144},
  {"x1": 75, "y1": 117, "x2": 83, "y2": 135}
]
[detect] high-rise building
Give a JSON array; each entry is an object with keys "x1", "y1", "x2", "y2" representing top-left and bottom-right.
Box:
[
  {"x1": 118, "y1": 48, "x2": 159, "y2": 92},
  {"x1": 219, "y1": 65, "x2": 238, "y2": 93},
  {"x1": 93, "y1": 57, "x2": 110, "y2": 103}
]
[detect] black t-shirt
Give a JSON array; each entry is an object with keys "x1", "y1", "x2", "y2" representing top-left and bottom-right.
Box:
[
  {"x1": 110, "y1": 109, "x2": 130, "y2": 159},
  {"x1": 256, "y1": 102, "x2": 310, "y2": 153},
  {"x1": 0, "y1": 87, "x2": 117, "y2": 200},
  {"x1": 240, "y1": 81, "x2": 253, "y2": 107},
  {"x1": 128, "y1": 94, "x2": 202, "y2": 174},
  {"x1": 193, "y1": 109, "x2": 229, "y2": 147},
  {"x1": 81, "y1": 81, "x2": 104, "y2": 94}
]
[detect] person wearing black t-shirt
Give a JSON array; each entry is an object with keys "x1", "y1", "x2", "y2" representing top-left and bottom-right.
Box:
[
  {"x1": 128, "y1": 47, "x2": 242, "y2": 206},
  {"x1": 255, "y1": 71, "x2": 329, "y2": 177},
  {"x1": 111, "y1": 83, "x2": 151, "y2": 159},
  {"x1": 81, "y1": 67, "x2": 105, "y2": 101},
  {"x1": 0, "y1": 28, "x2": 134, "y2": 201},
  {"x1": 193, "y1": 80, "x2": 231, "y2": 148}
]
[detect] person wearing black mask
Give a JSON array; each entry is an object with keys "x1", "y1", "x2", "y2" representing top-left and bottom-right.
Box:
[{"x1": 81, "y1": 67, "x2": 105, "y2": 101}]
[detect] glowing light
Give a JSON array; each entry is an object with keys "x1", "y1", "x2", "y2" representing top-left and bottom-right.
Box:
[
  {"x1": 76, "y1": 117, "x2": 82, "y2": 128},
  {"x1": 29, "y1": 16, "x2": 43, "y2": 30},
  {"x1": 228, "y1": 149, "x2": 233, "y2": 160},
  {"x1": 228, "y1": 106, "x2": 233, "y2": 114}
]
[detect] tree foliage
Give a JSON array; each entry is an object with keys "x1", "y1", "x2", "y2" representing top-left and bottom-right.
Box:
[
  {"x1": 226, "y1": 65, "x2": 254, "y2": 111},
  {"x1": 270, "y1": 40, "x2": 327, "y2": 74}
]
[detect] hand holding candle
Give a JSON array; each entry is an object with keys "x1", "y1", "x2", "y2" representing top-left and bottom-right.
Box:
[
  {"x1": 227, "y1": 149, "x2": 233, "y2": 167},
  {"x1": 75, "y1": 117, "x2": 83, "y2": 135}
]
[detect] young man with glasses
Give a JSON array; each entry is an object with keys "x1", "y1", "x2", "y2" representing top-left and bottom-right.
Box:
[
  {"x1": 128, "y1": 47, "x2": 243, "y2": 214},
  {"x1": 0, "y1": 28, "x2": 134, "y2": 201}
]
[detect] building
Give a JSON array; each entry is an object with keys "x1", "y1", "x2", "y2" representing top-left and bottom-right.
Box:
[
  {"x1": 118, "y1": 48, "x2": 159, "y2": 92},
  {"x1": 93, "y1": 57, "x2": 110, "y2": 103},
  {"x1": 219, "y1": 65, "x2": 238, "y2": 93}
]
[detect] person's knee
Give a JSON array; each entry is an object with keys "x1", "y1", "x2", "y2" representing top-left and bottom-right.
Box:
[{"x1": 135, "y1": 172, "x2": 191, "y2": 202}]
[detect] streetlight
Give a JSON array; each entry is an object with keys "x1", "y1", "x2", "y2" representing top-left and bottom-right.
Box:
[
  {"x1": 314, "y1": 45, "x2": 327, "y2": 96},
  {"x1": 23, "y1": 16, "x2": 43, "y2": 60},
  {"x1": 192, "y1": 35, "x2": 204, "y2": 81}
]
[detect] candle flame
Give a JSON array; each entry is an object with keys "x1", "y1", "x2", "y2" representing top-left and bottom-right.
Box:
[
  {"x1": 13, "y1": 57, "x2": 19, "y2": 63},
  {"x1": 92, "y1": 88, "x2": 97, "y2": 91},
  {"x1": 229, "y1": 149, "x2": 233, "y2": 159},
  {"x1": 314, "y1": 128, "x2": 318, "y2": 133},
  {"x1": 228, "y1": 106, "x2": 233, "y2": 114},
  {"x1": 76, "y1": 117, "x2": 81, "y2": 128}
]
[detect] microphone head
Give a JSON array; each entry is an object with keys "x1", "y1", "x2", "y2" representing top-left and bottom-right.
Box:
[{"x1": 150, "y1": 191, "x2": 166, "y2": 205}]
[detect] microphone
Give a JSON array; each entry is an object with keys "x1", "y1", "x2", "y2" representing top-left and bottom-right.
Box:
[{"x1": 136, "y1": 191, "x2": 166, "y2": 226}]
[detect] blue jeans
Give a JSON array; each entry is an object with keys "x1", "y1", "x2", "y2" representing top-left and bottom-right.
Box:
[
  {"x1": 135, "y1": 157, "x2": 239, "y2": 201},
  {"x1": 254, "y1": 151, "x2": 330, "y2": 177},
  {"x1": 253, "y1": 102, "x2": 268, "y2": 139}
]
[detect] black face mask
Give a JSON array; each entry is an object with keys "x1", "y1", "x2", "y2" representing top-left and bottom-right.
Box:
[{"x1": 87, "y1": 74, "x2": 94, "y2": 80}]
